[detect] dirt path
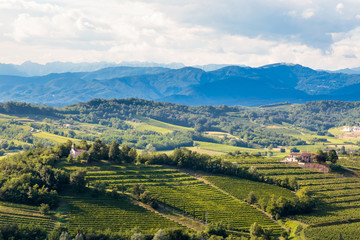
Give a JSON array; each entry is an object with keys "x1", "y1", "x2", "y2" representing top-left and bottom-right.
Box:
[{"x1": 171, "y1": 167, "x2": 287, "y2": 231}]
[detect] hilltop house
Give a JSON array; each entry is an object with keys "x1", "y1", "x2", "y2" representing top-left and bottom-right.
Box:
[
  {"x1": 286, "y1": 153, "x2": 313, "y2": 163},
  {"x1": 70, "y1": 144, "x2": 86, "y2": 159}
]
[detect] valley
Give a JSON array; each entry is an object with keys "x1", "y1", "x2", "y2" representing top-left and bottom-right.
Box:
[{"x1": 0, "y1": 99, "x2": 360, "y2": 239}]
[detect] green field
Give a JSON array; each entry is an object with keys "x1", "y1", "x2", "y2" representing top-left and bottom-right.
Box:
[
  {"x1": 33, "y1": 132, "x2": 80, "y2": 144},
  {"x1": 127, "y1": 117, "x2": 193, "y2": 134},
  {"x1": 194, "y1": 141, "x2": 259, "y2": 153}
]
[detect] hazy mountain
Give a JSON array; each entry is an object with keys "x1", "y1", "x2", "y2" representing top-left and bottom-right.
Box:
[
  {"x1": 330, "y1": 67, "x2": 360, "y2": 75},
  {"x1": 1, "y1": 63, "x2": 360, "y2": 106},
  {"x1": 0, "y1": 61, "x2": 185, "y2": 77}
]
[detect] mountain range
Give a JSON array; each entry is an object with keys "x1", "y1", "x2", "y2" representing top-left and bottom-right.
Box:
[{"x1": 1, "y1": 63, "x2": 360, "y2": 106}]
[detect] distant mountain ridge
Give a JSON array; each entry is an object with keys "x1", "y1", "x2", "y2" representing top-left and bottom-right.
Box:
[
  {"x1": 1, "y1": 63, "x2": 360, "y2": 106},
  {"x1": 0, "y1": 61, "x2": 233, "y2": 77}
]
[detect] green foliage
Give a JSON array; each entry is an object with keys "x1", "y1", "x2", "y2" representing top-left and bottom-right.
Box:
[
  {"x1": 327, "y1": 149, "x2": 338, "y2": 164},
  {"x1": 70, "y1": 170, "x2": 87, "y2": 192},
  {"x1": 39, "y1": 203, "x2": 50, "y2": 215},
  {"x1": 206, "y1": 221, "x2": 228, "y2": 237},
  {"x1": 247, "y1": 192, "x2": 257, "y2": 204},
  {"x1": 0, "y1": 147, "x2": 69, "y2": 207}
]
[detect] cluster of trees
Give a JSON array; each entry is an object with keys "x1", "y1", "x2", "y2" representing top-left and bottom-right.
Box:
[
  {"x1": 248, "y1": 188, "x2": 316, "y2": 220},
  {"x1": 130, "y1": 184, "x2": 159, "y2": 208},
  {"x1": 0, "y1": 144, "x2": 89, "y2": 207},
  {"x1": 313, "y1": 150, "x2": 338, "y2": 164},
  {"x1": 0, "y1": 121, "x2": 34, "y2": 144}
]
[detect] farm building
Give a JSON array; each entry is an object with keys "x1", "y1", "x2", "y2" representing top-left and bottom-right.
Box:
[
  {"x1": 285, "y1": 152, "x2": 313, "y2": 163},
  {"x1": 70, "y1": 144, "x2": 87, "y2": 158}
]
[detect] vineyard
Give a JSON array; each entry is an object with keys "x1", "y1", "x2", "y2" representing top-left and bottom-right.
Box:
[
  {"x1": 201, "y1": 175, "x2": 295, "y2": 202},
  {"x1": 67, "y1": 163, "x2": 284, "y2": 235},
  {"x1": 0, "y1": 201, "x2": 55, "y2": 230},
  {"x1": 232, "y1": 160, "x2": 360, "y2": 240},
  {"x1": 62, "y1": 193, "x2": 183, "y2": 234}
]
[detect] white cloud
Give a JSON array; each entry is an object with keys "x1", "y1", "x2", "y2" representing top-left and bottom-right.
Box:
[
  {"x1": 301, "y1": 8, "x2": 315, "y2": 19},
  {"x1": 336, "y1": 3, "x2": 344, "y2": 14},
  {"x1": 1, "y1": 0, "x2": 360, "y2": 70}
]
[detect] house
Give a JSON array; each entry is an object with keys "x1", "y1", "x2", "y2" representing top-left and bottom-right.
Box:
[
  {"x1": 70, "y1": 144, "x2": 86, "y2": 159},
  {"x1": 286, "y1": 152, "x2": 313, "y2": 163}
]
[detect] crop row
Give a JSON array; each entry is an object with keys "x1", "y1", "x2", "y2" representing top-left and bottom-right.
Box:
[
  {"x1": 0, "y1": 211, "x2": 54, "y2": 230},
  {"x1": 63, "y1": 194, "x2": 183, "y2": 234},
  {"x1": 202, "y1": 175, "x2": 295, "y2": 202},
  {"x1": 147, "y1": 184, "x2": 283, "y2": 234}
]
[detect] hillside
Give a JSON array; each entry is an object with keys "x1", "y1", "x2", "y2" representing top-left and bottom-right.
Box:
[
  {"x1": 0, "y1": 99, "x2": 359, "y2": 159},
  {"x1": 0, "y1": 99, "x2": 360, "y2": 239},
  {"x1": 2, "y1": 64, "x2": 360, "y2": 106}
]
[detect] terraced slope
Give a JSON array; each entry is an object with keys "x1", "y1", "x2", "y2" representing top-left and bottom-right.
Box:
[
  {"x1": 202, "y1": 175, "x2": 295, "y2": 202},
  {"x1": 238, "y1": 160, "x2": 360, "y2": 240},
  {"x1": 62, "y1": 193, "x2": 183, "y2": 234},
  {"x1": 66, "y1": 164, "x2": 283, "y2": 234},
  {"x1": 0, "y1": 201, "x2": 55, "y2": 230}
]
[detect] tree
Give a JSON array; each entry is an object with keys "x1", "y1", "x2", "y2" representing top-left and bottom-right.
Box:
[
  {"x1": 249, "y1": 222, "x2": 263, "y2": 239},
  {"x1": 145, "y1": 144, "x2": 156, "y2": 153},
  {"x1": 75, "y1": 233, "x2": 85, "y2": 240},
  {"x1": 290, "y1": 147, "x2": 300, "y2": 153},
  {"x1": 79, "y1": 139, "x2": 89, "y2": 150},
  {"x1": 328, "y1": 150, "x2": 338, "y2": 164},
  {"x1": 153, "y1": 229, "x2": 166, "y2": 240},
  {"x1": 205, "y1": 221, "x2": 228, "y2": 237},
  {"x1": 313, "y1": 154, "x2": 326, "y2": 163},
  {"x1": 108, "y1": 141, "x2": 120, "y2": 161},
  {"x1": 131, "y1": 184, "x2": 146, "y2": 200},
  {"x1": 66, "y1": 154, "x2": 74, "y2": 163},
  {"x1": 88, "y1": 139, "x2": 108, "y2": 162},
  {"x1": 131, "y1": 233, "x2": 144, "y2": 240},
  {"x1": 339, "y1": 146, "x2": 346, "y2": 155},
  {"x1": 39, "y1": 203, "x2": 50, "y2": 215},
  {"x1": 247, "y1": 191, "x2": 257, "y2": 204},
  {"x1": 59, "y1": 232, "x2": 71, "y2": 240},
  {"x1": 70, "y1": 170, "x2": 87, "y2": 192}
]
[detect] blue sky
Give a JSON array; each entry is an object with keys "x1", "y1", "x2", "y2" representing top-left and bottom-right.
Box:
[{"x1": 1, "y1": 0, "x2": 360, "y2": 70}]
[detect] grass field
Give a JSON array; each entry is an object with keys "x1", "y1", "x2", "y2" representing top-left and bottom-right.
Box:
[
  {"x1": 33, "y1": 132, "x2": 80, "y2": 144},
  {"x1": 138, "y1": 117, "x2": 193, "y2": 132},
  {"x1": 126, "y1": 121, "x2": 173, "y2": 134},
  {"x1": 194, "y1": 141, "x2": 259, "y2": 153}
]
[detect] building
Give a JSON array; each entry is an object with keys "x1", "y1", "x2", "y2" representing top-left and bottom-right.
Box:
[
  {"x1": 286, "y1": 152, "x2": 313, "y2": 163},
  {"x1": 70, "y1": 144, "x2": 86, "y2": 159}
]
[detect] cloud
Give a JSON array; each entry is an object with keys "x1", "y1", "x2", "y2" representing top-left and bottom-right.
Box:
[
  {"x1": 1, "y1": 0, "x2": 360, "y2": 70},
  {"x1": 336, "y1": 3, "x2": 344, "y2": 14},
  {"x1": 301, "y1": 8, "x2": 315, "y2": 19}
]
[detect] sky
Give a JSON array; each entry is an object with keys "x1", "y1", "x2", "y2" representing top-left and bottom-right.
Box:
[{"x1": 1, "y1": 0, "x2": 360, "y2": 70}]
